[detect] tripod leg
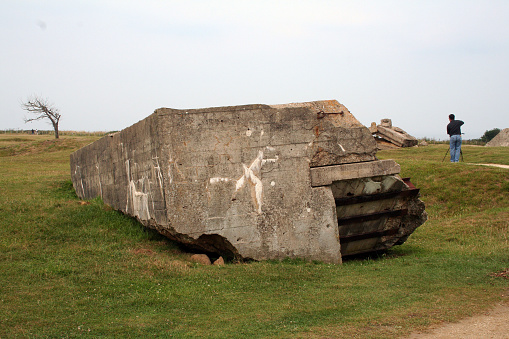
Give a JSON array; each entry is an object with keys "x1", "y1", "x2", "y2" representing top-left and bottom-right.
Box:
[{"x1": 442, "y1": 148, "x2": 450, "y2": 162}]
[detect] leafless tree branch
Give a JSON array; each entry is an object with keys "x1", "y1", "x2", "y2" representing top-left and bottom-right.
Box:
[{"x1": 21, "y1": 95, "x2": 61, "y2": 139}]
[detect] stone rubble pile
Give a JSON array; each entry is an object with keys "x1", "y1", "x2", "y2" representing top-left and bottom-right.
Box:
[{"x1": 369, "y1": 119, "x2": 418, "y2": 148}]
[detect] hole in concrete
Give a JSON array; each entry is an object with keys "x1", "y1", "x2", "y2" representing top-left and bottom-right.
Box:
[{"x1": 184, "y1": 234, "x2": 239, "y2": 261}]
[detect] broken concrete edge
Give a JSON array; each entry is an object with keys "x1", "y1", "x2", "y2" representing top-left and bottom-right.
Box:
[
  {"x1": 310, "y1": 160, "x2": 401, "y2": 187},
  {"x1": 141, "y1": 218, "x2": 242, "y2": 262}
]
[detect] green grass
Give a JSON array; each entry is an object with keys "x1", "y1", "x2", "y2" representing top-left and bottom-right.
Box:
[
  {"x1": 1, "y1": 136, "x2": 508, "y2": 338},
  {"x1": 379, "y1": 143, "x2": 509, "y2": 165}
]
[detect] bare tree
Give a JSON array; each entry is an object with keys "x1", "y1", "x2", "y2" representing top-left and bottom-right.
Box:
[{"x1": 21, "y1": 95, "x2": 61, "y2": 139}]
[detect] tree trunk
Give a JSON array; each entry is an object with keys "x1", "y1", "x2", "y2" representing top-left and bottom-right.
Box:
[{"x1": 53, "y1": 122, "x2": 59, "y2": 139}]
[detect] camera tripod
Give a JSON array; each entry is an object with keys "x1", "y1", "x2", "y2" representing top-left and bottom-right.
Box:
[{"x1": 442, "y1": 148, "x2": 464, "y2": 162}]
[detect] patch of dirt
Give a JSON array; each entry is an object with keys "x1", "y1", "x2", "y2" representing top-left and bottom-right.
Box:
[
  {"x1": 470, "y1": 163, "x2": 509, "y2": 169},
  {"x1": 407, "y1": 290, "x2": 509, "y2": 339}
]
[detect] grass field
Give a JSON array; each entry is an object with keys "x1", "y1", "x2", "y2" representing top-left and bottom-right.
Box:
[{"x1": 1, "y1": 134, "x2": 508, "y2": 338}]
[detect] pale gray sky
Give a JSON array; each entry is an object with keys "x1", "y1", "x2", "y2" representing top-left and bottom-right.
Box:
[{"x1": 1, "y1": 0, "x2": 508, "y2": 139}]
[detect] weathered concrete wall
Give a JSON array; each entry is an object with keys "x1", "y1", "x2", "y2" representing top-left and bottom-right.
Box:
[
  {"x1": 71, "y1": 100, "x2": 426, "y2": 263},
  {"x1": 71, "y1": 114, "x2": 168, "y2": 226}
]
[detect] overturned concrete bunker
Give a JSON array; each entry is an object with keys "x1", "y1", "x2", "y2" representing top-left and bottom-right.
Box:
[
  {"x1": 370, "y1": 119, "x2": 418, "y2": 148},
  {"x1": 70, "y1": 100, "x2": 427, "y2": 263}
]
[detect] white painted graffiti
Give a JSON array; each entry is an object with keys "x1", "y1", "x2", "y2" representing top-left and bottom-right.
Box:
[
  {"x1": 209, "y1": 148, "x2": 278, "y2": 214},
  {"x1": 125, "y1": 159, "x2": 151, "y2": 220}
]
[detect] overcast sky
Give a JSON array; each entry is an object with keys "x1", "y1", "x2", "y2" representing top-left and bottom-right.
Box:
[{"x1": 1, "y1": 1, "x2": 508, "y2": 139}]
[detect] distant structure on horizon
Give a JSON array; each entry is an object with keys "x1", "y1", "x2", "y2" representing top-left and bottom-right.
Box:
[{"x1": 486, "y1": 128, "x2": 509, "y2": 147}]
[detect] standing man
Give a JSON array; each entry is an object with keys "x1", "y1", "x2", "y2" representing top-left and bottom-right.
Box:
[{"x1": 447, "y1": 114, "x2": 464, "y2": 162}]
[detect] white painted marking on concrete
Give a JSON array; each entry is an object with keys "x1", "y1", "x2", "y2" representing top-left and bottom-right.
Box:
[
  {"x1": 144, "y1": 173, "x2": 155, "y2": 213},
  {"x1": 262, "y1": 155, "x2": 278, "y2": 165},
  {"x1": 152, "y1": 155, "x2": 164, "y2": 197},
  {"x1": 96, "y1": 163, "x2": 103, "y2": 198},
  {"x1": 125, "y1": 159, "x2": 151, "y2": 220},
  {"x1": 235, "y1": 175, "x2": 245, "y2": 191},
  {"x1": 75, "y1": 165, "x2": 85, "y2": 198},
  {"x1": 128, "y1": 180, "x2": 151, "y2": 220},
  {"x1": 234, "y1": 151, "x2": 265, "y2": 214},
  {"x1": 125, "y1": 160, "x2": 131, "y2": 212},
  {"x1": 212, "y1": 149, "x2": 279, "y2": 214},
  {"x1": 168, "y1": 156, "x2": 174, "y2": 184},
  {"x1": 210, "y1": 177, "x2": 231, "y2": 184}
]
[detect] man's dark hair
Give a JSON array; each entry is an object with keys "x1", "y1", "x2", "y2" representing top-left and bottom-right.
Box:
[{"x1": 449, "y1": 114, "x2": 455, "y2": 120}]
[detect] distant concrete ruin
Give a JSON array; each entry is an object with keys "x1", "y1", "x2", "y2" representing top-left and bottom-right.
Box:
[
  {"x1": 70, "y1": 100, "x2": 427, "y2": 263},
  {"x1": 370, "y1": 119, "x2": 418, "y2": 148},
  {"x1": 486, "y1": 128, "x2": 509, "y2": 147}
]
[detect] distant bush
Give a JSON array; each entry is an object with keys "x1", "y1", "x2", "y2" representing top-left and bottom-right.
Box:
[
  {"x1": 417, "y1": 137, "x2": 487, "y2": 146},
  {"x1": 480, "y1": 128, "x2": 501, "y2": 143},
  {"x1": 418, "y1": 137, "x2": 447, "y2": 145}
]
